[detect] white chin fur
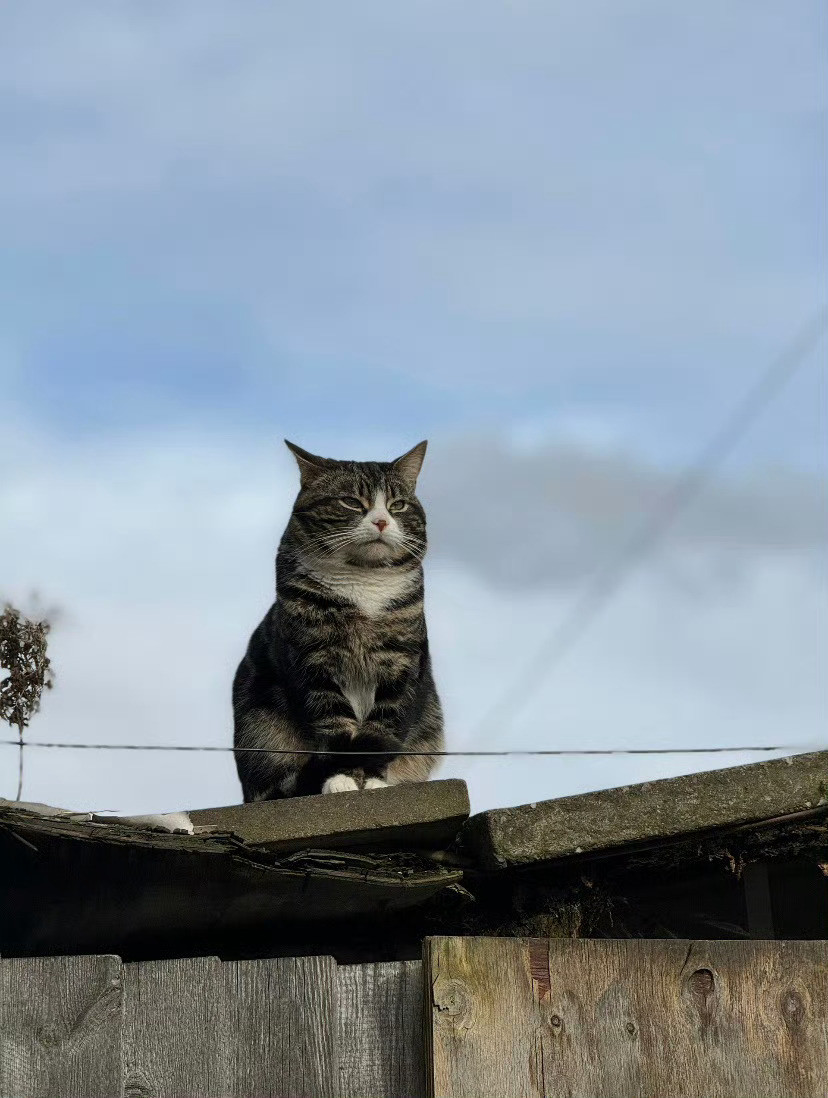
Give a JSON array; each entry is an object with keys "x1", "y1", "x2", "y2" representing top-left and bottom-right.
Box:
[
  {"x1": 322, "y1": 773, "x2": 359, "y2": 794},
  {"x1": 364, "y1": 777, "x2": 388, "y2": 790}
]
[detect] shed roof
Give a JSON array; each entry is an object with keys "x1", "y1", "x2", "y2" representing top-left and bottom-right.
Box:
[
  {"x1": 0, "y1": 780, "x2": 469, "y2": 958},
  {"x1": 2, "y1": 751, "x2": 825, "y2": 959},
  {"x1": 460, "y1": 750, "x2": 828, "y2": 870}
]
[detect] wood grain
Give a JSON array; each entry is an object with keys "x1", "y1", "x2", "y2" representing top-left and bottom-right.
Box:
[
  {"x1": 339, "y1": 960, "x2": 425, "y2": 1098},
  {"x1": 223, "y1": 955, "x2": 338, "y2": 1098},
  {"x1": 0, "y1": 954, "x2": 122, "y2": 1098},
  {"x1": 425, "y1": 937, "x2": 828, "y2": 1098},
  {"x1": 123, "y1": 956, "x2": 228, "y2": 1097}
]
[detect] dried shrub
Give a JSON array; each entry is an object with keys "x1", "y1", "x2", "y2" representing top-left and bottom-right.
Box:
[{"x1": 0, "y1": 604, "x2": 54, "y2": 799}]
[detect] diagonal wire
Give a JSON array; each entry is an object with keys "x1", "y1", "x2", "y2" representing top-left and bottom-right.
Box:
[{"x1": 474, "y1": 303, "x2": 828, "y2": 745}]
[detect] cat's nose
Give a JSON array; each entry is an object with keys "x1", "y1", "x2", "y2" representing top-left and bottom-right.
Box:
[{"x1": 374, "y1": 518, "x2": 389, "y2": 533}]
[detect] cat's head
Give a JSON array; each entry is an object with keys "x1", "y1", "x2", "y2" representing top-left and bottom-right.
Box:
[{"x1": 284, "y1": 440, "x2": 428, "y2": 569}]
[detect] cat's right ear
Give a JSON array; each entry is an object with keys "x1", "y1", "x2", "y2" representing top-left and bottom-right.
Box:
[{"x1": 285, "y1": 440, "x2": 328, "y2": 488}]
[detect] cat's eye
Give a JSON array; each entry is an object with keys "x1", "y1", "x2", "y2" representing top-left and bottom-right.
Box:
[
  {"x1": 339, "y1": 497, "x2": 365, "y2": 511},
  {"x1": 389, "y1": 499, "x2": 408, "y2": 513}
]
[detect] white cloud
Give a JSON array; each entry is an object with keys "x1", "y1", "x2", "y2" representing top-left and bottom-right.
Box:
[
  {"x1": 424, "y1": 433, "x2": 828, "y2": 587},
  {"x1": 2, "y1": 425, "x2": 823, "y2": 814}
]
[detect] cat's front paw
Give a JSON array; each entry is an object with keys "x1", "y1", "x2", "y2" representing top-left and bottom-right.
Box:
[
  {"x1": 322, "y1": 773, "x2": 360, "y2": 794},
  {"x1": 364, "y1": 777, "x2": 388, "y2": 790}
]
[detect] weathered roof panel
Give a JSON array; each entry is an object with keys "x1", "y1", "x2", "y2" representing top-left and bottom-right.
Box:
[
  {"x1": 0, "y1": 789, "x2": 466, "y2": 959},
  {"x1": 460, "y1": 750, "x2": 828, "y2": 870},
  {"x1": 188, "y1": 778, "x2": 469, "y2": 853}
]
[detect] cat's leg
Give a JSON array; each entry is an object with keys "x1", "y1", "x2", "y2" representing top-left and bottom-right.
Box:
[
  {"x1": 353, "y1": 725, "x2": 403, "y2": 785},
  {"x1": 384, "y1": 752, "x2": 436, "y2": 785},
  {"x1": 354, "y1": 675, "x2": 411, "y2": 786},
  {"x1": 305, "y1": 679, "x2": 360, "y2": 741},
  {"x1": 301, "y1": 665, "x2": 366, "y2": 792},
  {"x1": 351, "y1": 707, "x2": 406, "y2": 786},
  {"x1": 382, "y1": 696, "x2": 444, "y2": 786},
  {"x1": 233, "y1": 703, "x2": 308, "y2": 803}
]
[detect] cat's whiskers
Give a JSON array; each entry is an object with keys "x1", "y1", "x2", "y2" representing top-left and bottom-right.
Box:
[
  {"x1": 395, "y1": 533, "x2": 426, "y2": 562},
  {"x1": 305, "y1": 528, "x2": 352, "y2": 547},
  {"x1": 318, "y1": 532, "x2": 370, "y2": 560},
  {"x1": 305, "y1": 530, "x2": 356, "y2": 556},
  {"x1": 319, "y1": 540, "x2": 356, "y2": 559}
]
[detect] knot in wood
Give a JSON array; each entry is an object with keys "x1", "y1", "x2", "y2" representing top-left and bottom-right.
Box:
[
  {"x1": 685, "y1": 967, "x2": 717, "y2": 1026},
  {"x1": 124, "y1": 1065, "x2": 156, "y2": 1098},
  {"x1": 433, "y1": 976, "x2": 471, "y2": 1027},
  {"x1": 36, "y1": 1024, "x2": 60, "y2": 1048},
  {"x1": 688, "y1": 968, "x2": 714, "y2": 997},
  {"x1": 550, "y1": 1014, "x2": 562, "y2": 1028},
  {"x1": 780, "y1": 988, "x2": 806, "y2": 1032}
]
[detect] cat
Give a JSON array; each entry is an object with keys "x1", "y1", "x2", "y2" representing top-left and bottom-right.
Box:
[{"x1": 233, "y1": 439, "x2": 444, "y2": 800}]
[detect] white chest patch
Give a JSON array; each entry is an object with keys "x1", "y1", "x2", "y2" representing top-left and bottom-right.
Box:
[
  {"x1": 306, "y1": 564, "x2": 417, "y2": 726},
  {"x1": 341, "y1": 677, "x2": 376, "y2": 724},
  {"x1": 312, "y1": 566, "x2": 416, "y2": 618}
]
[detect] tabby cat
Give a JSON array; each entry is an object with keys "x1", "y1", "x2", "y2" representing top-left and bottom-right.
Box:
[{"x1": 233, "y1": 440, "x2": 444, "y2": 800}]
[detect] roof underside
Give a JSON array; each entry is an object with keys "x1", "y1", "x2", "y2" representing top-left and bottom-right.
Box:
[{"x1": 1, "y1": 751, "x2": 825, "y2": 958}]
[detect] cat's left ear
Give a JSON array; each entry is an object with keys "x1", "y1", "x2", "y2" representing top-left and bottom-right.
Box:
[{"x1": 392, "y1": 440, "x2": 428, "y2": 486}]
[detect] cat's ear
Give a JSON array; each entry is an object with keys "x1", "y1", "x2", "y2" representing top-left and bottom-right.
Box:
[
  {"x1": 285, "y1": 440, "x2": 330, "y2": 488},
  {"x1": 392, "y1": 440, "x2": 428, "y2": 486}
]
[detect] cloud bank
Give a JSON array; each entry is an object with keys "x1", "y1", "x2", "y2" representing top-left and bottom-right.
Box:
[{"x1": 3, "y1": 427, "x2": 823, "y2": 814}]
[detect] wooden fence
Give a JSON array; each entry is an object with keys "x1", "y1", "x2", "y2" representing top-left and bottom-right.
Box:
[
  {"x1": 1, "y1": 939, "x2": 825, "y2": 1097},
  {"x1": 426, "y1": 937, "x2": 828, "y2": 1098},
  {"x1": 0, "y1": 954, "x2": 423, "y2": 1098}
]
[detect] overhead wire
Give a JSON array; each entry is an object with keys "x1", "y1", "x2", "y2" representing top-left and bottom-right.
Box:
[
  {"x1": 5, "y1": 309, "x2": 825, "y2": 795},
  {"x1": 0, "y1": 737, "x2": 809, "y2": 756},
  {"x1": 473, "y1": 304, "x2": 828, "y2": 744}
]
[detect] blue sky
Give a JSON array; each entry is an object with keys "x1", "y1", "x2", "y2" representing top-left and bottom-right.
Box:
[
  {"x1": 1, "y1": 2, "x2": 826, "y2": 812},
  {"x1": 3, "y1": 2, "x2": 826, "y2": 451}
]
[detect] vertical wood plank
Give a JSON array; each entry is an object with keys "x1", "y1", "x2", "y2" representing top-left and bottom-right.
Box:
[
  {"x1": 425, "y1": 937, "x2": 828, "y2": 1098},
  {"x1": 224, "y1": 955, "x2": 338, "y2": 1098},
  {"x1": 339, "y1": 960, "x2": 425, "y2": 1098},
  {"x1": 123, "y1": 957, "x2": 229, "y2": 1097},
  {"x1": 0, "y1": 955, "x2": 123, "y2": 1098}
]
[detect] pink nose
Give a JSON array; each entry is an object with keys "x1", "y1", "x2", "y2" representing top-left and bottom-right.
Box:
[{"x1": 374, "y1": 518, "x2": 388, "y2": 533}]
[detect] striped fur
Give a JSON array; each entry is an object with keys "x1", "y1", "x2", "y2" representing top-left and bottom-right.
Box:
[{"x1": 233, "y1": 440, "x2": 444, "y2": 800}]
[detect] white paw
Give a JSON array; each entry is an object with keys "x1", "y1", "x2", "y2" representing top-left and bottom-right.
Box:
[
  {"x1": 322, "y1": 773, "x2": 359, "y2": 794},
  {"x1": 364, "y1": 777, "x2": 388, "y2": 790}
]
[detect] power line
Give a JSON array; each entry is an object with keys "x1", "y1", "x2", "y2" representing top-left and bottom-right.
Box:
[
  {"x1": 474, "y1": 304, "x2": 828, "y2": 745},
  {"x1": 0, "y1": 738, "x2": 812, "y2": 757},
  {"x1": 5, "y1": 312, "x2": 824, "y2": 797}
]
